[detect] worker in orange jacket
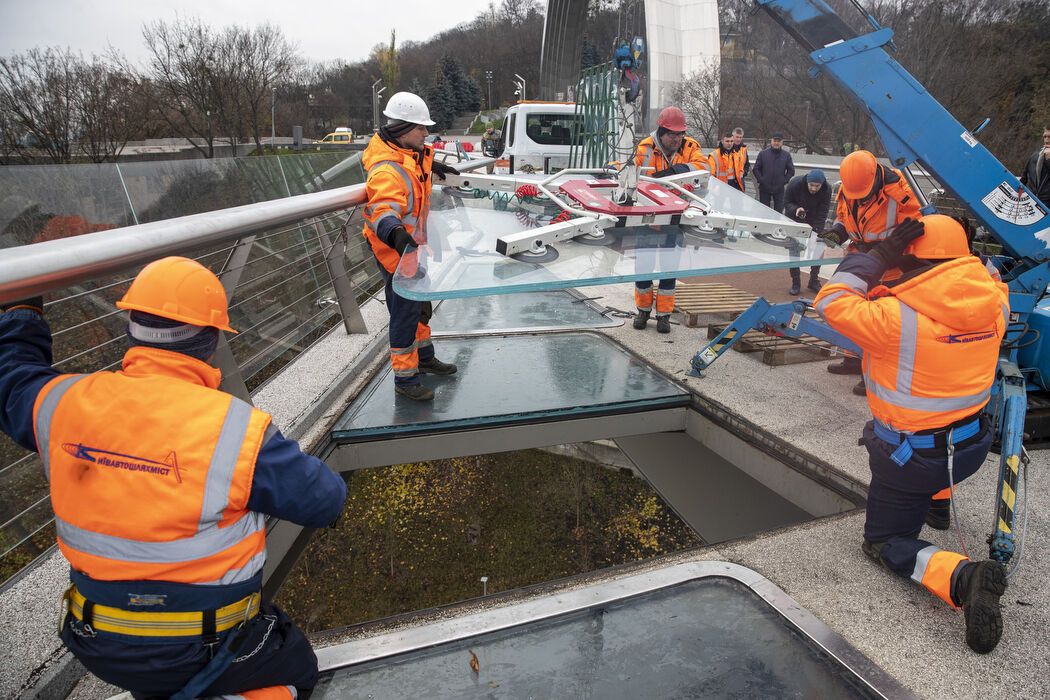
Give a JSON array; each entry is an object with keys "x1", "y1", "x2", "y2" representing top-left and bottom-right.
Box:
[
  {"x1": 708, "y1": 131, "x2": 746, "y2": 191},
  {"x1": 630, "y1": 106, "x2": 705, "y2": 334},
  {"x1": 363, "y1": 91, "x2": 459, "y2": 401},
  {"x1": 0, "y1": 257, "x2": 348, "y2": 698},
  {"x1": 823, "y1": 149, "x2": 922, "y2": 380},
  {"x1": 814, "y1": 215, "x2": 1010, "y2": 654}
]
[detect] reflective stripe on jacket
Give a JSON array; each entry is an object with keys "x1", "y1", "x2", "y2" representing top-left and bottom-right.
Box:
[
  {"x1": 362, "y1": 133, "x2": 435, "y2": 273},
  {"x1": 33, "y1": 347, "x2": 271, "y2": 585},
  {"x1": 833, "y1": 166, "x2": 920, "y2": 244},
  {"x1": 634, "y1": 134, "x2": 705, "y2": 174},
  {"x1": 707, "y1": 147, "x2": 743, "y2": 185},
  {"x1": 814, "y1": 255, "x2": 1008, "y2": 431}
]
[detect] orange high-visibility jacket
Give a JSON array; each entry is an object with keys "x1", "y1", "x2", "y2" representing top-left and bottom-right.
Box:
[
  {"x1": 815, "y1": 257, "x2": 1009, "y2": 431},
  {"x1": 33, "y1": 348, "x2": 271, "y2": 584},
  {"x1": 834, "y1": 167, "x2": 921, "y2": 245},
  {"x1": 731, "y1": 144, "x2": 749, "y2": 178},
  {"x1": 634, "y1": 134, "x2": 705, "y2": 174},
  {"x1": 362, "y1": 133, "x2": 435, "y2": 274},
  {"x1": 707, "y1": 147, "x2": 744, "y2": 186}
]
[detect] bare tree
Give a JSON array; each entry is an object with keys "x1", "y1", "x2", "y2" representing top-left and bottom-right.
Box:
[
  {"x1": 141, "y1": 17, "x2": 224, "y2": 158},
  {"x1": 75, "y1": 52, "x2": 143, "y2": 162},
  {"x1": 0, "y1": 48, "x2": 79, "y2": 163},
  {"x1": 231, "y1": 24, "x2": 297, "y2": 151},
  {"x1": 670, "y1": 60, "x2": 721, "y2": 148}
]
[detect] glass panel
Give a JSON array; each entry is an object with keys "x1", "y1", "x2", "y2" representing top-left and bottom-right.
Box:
[
  {"x1": 331, "y1": 333, "x2": 688, "y2": 443},
  {"x1": 430, "y1": 291, "x2": 621, "y2": 336},
  {"x1": 316, "y1": 578, "x2": 876, "y2": 699},
  {"x1": 0, "y1": 163, "x2": 133, "y2": 250},
  {"x1": 393, "y1": 175, "x2": 843, "y2": 300}
]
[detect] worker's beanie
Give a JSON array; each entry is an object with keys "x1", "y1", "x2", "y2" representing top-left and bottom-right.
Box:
[
  {"x1": 127, "y1": 310, "x2": 219, "y2": 362},
  {"x1": 385, "y1": 119, "x2": 418, "y2": 138},
  {"x1": 807, "y1": 169, "x2": 827, "y2": 184}
]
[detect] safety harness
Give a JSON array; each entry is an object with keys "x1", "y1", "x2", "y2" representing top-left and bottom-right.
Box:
[{"x1": 872, "y1": 416, "x2": 982, "y2": 467}]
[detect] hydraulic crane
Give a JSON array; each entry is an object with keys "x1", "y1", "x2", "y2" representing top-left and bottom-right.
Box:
[{"x1": 690, "y1": 0, "x2": 1047, "y2": 570}]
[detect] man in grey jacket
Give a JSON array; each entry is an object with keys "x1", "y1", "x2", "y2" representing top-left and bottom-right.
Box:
[
  {"x1": 1019, "y1": 126, "x2": 1050, "y2": 208},
  {"x1": 752, "y1": 133, "x2": 795, "y2": 213}
]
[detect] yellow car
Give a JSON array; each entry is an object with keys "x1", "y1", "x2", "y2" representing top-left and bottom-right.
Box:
[{"x1": 318, "y1": 128, "x2": 353, "y2": 144}]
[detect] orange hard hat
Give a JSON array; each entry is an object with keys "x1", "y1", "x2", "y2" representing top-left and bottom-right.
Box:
[
  {"x1": 657, "y1": 107, "x2": 688, "y2": 132},
  {"x1": 839, "y1": 150, "x2": 879, "y2": 199},
  {"x1": 905, "y1": 214, "x2": 971, "y2": 259},
  {"x1": 116, "y1": 256, "x2": 235, "y2": 332}
]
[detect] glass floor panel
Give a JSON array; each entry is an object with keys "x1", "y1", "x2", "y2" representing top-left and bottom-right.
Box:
[
  {"x1": 393, "y1": 175, "x2": 842, "y2": 300},
  {"x1": 430, "y1": 290, "x2": 620, "y2": 336},
  {"x1": 331, "y1": 333, "x2": 688, "y2": 443},
  {"x1": 315, "y1": 576, "x2": 879, "y2": 699}
]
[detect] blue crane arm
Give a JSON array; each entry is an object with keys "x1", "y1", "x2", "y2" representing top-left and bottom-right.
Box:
[{"x1": 755, "y1": 0, "x2": 1050, "y2": 278}]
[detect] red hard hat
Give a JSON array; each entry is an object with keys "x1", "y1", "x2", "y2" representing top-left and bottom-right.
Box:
[{"x1": 657, "y1": 107, "x2": 687, "y2": 132}]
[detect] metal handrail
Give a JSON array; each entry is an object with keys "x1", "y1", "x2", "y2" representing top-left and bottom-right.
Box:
[{"x1": 0, "y1": 183, "x2": 368, "y2": 303}]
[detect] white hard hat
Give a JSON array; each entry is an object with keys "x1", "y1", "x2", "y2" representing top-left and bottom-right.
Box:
[{"x1": 382, "y1": 92, "x2": 435, "y2": 126}]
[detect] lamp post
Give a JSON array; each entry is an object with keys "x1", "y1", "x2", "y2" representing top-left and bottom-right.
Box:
[
  {"x1": 372, "y1": 79, "x2": 385, "y2": 133},
  {"x1": 513, "y1": 73, "x2": 526, "y2": 101},
  {"x1": 271, "y1": 87, "x2": 276, "y2": 147},
  {"x1": 480, "y1": 576, "x2": 488, "y2": 596},
  {"x1": 485, "y1": 70, "x2": 493, "y2": 109}
]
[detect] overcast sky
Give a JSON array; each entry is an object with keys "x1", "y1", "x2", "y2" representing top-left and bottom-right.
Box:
[{"x1": 0, "y1": 0, "x2": 497, "y2": 66}]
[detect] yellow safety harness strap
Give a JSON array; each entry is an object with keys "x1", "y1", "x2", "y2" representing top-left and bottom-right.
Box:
[{"x1": 65, "y1": 585, "x2": 260, "y2": 638}]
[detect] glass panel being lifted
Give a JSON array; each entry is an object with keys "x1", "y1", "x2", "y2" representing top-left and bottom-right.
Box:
[
  {"x1": 393, "y1": 170, "x2": 840, "y2": 300},
  {"x1": 331, "y1": 332, "x2": 688, "y2": 443},
  {"x1": 430, "y1": 290, "x2": 621, "y2": 336}
]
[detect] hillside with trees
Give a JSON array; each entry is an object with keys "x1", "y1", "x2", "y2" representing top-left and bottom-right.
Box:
[{"x1": 0, "y1": 0, "x2": 1046, "y2": 170}]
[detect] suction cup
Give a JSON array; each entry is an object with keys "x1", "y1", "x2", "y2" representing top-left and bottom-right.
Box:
[
  {"x1": 680, "y1": 225, "x2": 728, "y2": 244},
  {"x1": 754, "y1": 232, "x2": 804, "y2": 250},
  {"x1": 573, "y1": 229, "x2": 615, "y2": 247},
  {"x1": 510, "y1": 243, "x2": 560, "y2": 264}
]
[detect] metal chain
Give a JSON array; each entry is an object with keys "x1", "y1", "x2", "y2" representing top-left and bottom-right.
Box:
[{"x1": 233, "y1": 614, "x2": 277, "y2": 663}]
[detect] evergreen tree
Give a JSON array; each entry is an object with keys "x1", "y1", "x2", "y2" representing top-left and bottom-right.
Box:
[
  {"x1": 426, "y1": 67, "x2": 456, "y2": 130},
  {"x1": 581, "y1": 35, "x2": 603, "y2": 70}
]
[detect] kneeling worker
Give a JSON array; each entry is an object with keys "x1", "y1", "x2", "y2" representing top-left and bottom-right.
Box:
[
  {"x1": 363, "y1": 91, "x2": 459, "y2": 400},
  {"x1": 0, "y1": 257, "x2": 348, "y2": 697},
  {"x1": 631, "y1": 106, "x2": 705, "y2": 333},
  {"x1": 814, "y1": 215, "x2": 1010, "y2": 653}
]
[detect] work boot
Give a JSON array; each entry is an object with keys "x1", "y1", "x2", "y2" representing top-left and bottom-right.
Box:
[
  {"x1": 656, "y1": 315, "x2": 671, "y2": 334},
  {"x1": 852, "y1": 379, "x2": 867, "y2": 396},
  {"x1": 827, "y1": 356, "x2": 863, "y2": 375},
  {"x1": 789, "y1": 280, "x2": 801, "y2": 296},
  {"x1": 633, "y1": 309, "x2": 650, "y2": 330},
  {"x1": 394, "y1": 383, "x2": 434, "y2": 401},
  {"x1": 861, "y1": 539, "x2": 886, "y2": 565},
  {"x1": 953, "y1": 560, "x2": 1007, "y2": 654},
  {"x1": 419, "y1": 357, "x2": 458, "y2": 375},
  {"x1": 926, "y1": 498, "x2": 951, "y2": 530},
  {"x1": 807, "y1": 274, "x2": 823, "y2": 292}
]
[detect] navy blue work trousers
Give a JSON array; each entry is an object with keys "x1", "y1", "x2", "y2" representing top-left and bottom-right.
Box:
[
  {"x1": 382, "y1": 266, "x2": 434, "y2": 386},
  {"x1": 61, "y1": 600, "x2": 318, "y2": 698},
  {"x1": 862, "y1": 417, "x2": 992, "y2": 580}
]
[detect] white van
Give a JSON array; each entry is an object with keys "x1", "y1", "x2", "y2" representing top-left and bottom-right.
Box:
[{"x1": 494, "y1": 102, "x2": 581, "y2": 175}]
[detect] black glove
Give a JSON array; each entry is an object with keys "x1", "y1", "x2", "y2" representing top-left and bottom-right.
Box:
[
  {"x1": 390, "y1": 226, "x2": 416, "y2": 256},
  {"x1": 651, "y1": 167, "x2": 675, "y2": 178},
  {"x1": 1, "y1": 296, "x2": 43, "y2": 314},
  {"x1": 868, "y1": 218, "x2": 925, "y2": 268},
  {"x1": 819, "y1": 227, "x2": 844, "y2": 247},
  {"x1": 431, "y1": 160, "x2": 458, "y2": 181}
]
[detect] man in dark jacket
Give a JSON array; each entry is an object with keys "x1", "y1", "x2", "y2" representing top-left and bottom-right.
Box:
[
  {"x1": 1019, "y1": 126, "x2": 1050, "y2": 208},
  {"x1": 752, "y1": 133, "x2": 795, "y2": 213},
  {"x1": 785, "y1": 170, "x2": 832, "y2": 295}
]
